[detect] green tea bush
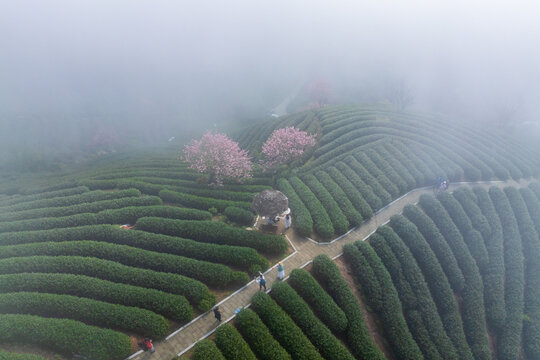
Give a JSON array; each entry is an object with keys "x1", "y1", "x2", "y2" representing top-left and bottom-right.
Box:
[
  {"x1": 224, "y1": 206, "x2": 254, "y2": 226},
  {"x1": 335, "y1": 160, "x2": 386, "y2": 209},
  {"x1": 135, "y1": 217, "x2": 287, "y2": 255},
  {"x1": 214, "y1": 323, "x2": 257, "y2": 360},
  {"x1": 276, "y1": 178, "x2": 313, "y2": 237},
  {"x1": 312, "y1": 254, "x2": 385, "y2": 360},
  {"x1": 193, "y1": 340, "x2": 226, "y2": 360},
  {"x1": 0, "y1": 351, "x2": 47, "y2": 360},
  {"x1": 366, "y1": 148, "x2": 409, "y2": 193},
  {"x1": 381, "y1": 142, "x2": 425, "y2": 186},
  {"x1": 353, "y1": 152, "x2": 400, "y2": 198},
  {"x1": 235, "y1": 309, "x2": 291, "y2": 360},
  {"x1": 0, "y1": 272, "x2": 192, "y2": 321},
  {"x1": 0, "y1": 292, "x2": 169, "y2": 338},
  {"x1": 0, "y1": 186, "x2": 89, "y2": 207},
  {"x1": 325, "y1": 166, "x2": 373, "y2": 218},
  {"x1": 0, "y1": 314, "x2": 131, "y2": 360},
  {"x1": 159, "y1": 189, "x2": 251, "y2": 212}
]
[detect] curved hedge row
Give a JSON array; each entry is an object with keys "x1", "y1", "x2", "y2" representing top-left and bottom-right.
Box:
[
  {"x1": 0, "y1": 351, "x2": 47, "y2": 360},
  {"x1": 472, "y1": 186, "x2": 506, "y2": 331},
  {"x1": 334, "y1": 162, "x2": 384, "y2": 212},
  {"x1": 131, "y1": 176, "x2": 271, "y2": 193},
  {"x1": 452, "y1": 188, "x2": 491, "y2": 244},
  {"x1": 388, "y1": 141, "x2": 437, "y2": 183},
  {"x1": 372, "y1": 226, "x2": 455, "y2": 360},
  {"x1": 345, "y1": 241, "x2": 423, "y2": 360},
  {"x1": 135, "y1": 217, "x2": 287, "y2": 255},
  {"x1": 0, "y1": 225, "x2": 268, "y2": 272},
  {"x1": 214, "y1": 323, "x2": 257, "y2": 360},
  {"x1": 519, "y1": 187, "x2": 540, "y2": 359},
  {"x1": 251, "y1": 292, "x2": 323, "y2": 360},
  {"x1": 325, "y1": 166, "x2": 373, "y2": 218},
  {"x1": 302, "y1": 174, "x2": 349, "y2": 235},
  {"x1": 270, "y1": 282, "x2": 355, "y2": 360},
  {"x1": 366, "y1": 148, "x2": 409, "y2": 193},
  {"x1": 276, "y1": 178, "x2": 313, "y2": 237},
  {"x1": 418, "y1": 194, "x2": 491, "y2": 360},
  {"x1": 288, "y1": 269, "x2": 347, "y2": 334},
  {"x1": 311, "y1": 254, "x2": 385, "y2": 360},
  {"x1": 0, "y1": 256, "x2": 215, "y2": 311},
  {"x1": 0, "y1": 314, "x2": 131, "y2": 360},
  {"x1": 436, "y1": 192, "x2": 489, "y2": 272},
  {"x1": 0, "y1": 241, "x2": 248, "y2": 288},
  {"x1": 224, "y1": 206, "x2": 254, "y2": 226},
  {"x1": 0, "y1": 195, "x2": 162, "y2": 222},
  {"x1": 159, "y1": 189, "x2": 251, "y2": 212},
  {"x1": 314, "y1": 170, "x2": 363, "y2": 226},
  {"x1": 402, "y1": 204, "x2": 465, "y2": 293},
  {"x1": 193, "y1": 339, "x2": 226, "y2": 360},
  {"x1": 388, "y1": 215, "x2": 473, "y2": 360},
  {"x1": 0, "y1": 205, "x2": 211, "y2": 233},
  {"x1": 235, "y1": 309, "x2": 291, "y2": 360},
  {"x1": 380, "y1": 142, "x2": 425, "y2": 186},
  {"x1": 494, "y1": 187, "x2": 525, "y2": 360},
  {"x1": 0, "y1": 186, "x2": 89, "y2": 207},
  {"x1": 354, "y1": 152, "x2": 400, "y2": 199},
  {"x1": 0, "y1": 188, "x2": 141, "y2": 213},
  {"x1": 344, "y1": 155, "x2": 393, "y2": 204},
  {"x1": 0, "y1": 272, "x2": 192, "y2": 321},
  {"x1": 289, "y1": 176, "x2": 334, "y2": 238},
  {"x1": 0, "y1": 292, "x2": 169, "y2": 339}
]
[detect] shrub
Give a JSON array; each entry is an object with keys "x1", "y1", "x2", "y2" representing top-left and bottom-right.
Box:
[
  {"x1": 276, "y1": 178, "x2": 313, "y2": 237},
  {"x1": 452, "y1": 188, "x2": 491, "y2": 242},
  {"x1": 235, "y1": 309, "x2": 291, "y2": 360},
  {"x1": 289, "y1": 176, "x2": 334, "y2": 238},
  {"x1": 311, "y1": 254, "x2": 385, "y2": 360},
  {"x1": 381, "y1": 142, "x2": 425, "y2": 186},
  {"x1": 224, "y1": 206, "x2": 254, "y2": 226},
  {"x1": 193, "y1": 339, "x2": 226, "y2": 360},
  {"x1": 0, "y1": 240, "x2": 249, "y2": 288},
  {"x1": 354, "y1": 152, "x2": 400, "y2": 198},
  {"x1": 214, "y1": 323, "x2": 257, "y2": 360},
  {"x1": 0, "y1": 256, "x2": 215, "y2": 311},
  {"x1": 325, "y1": 166, "x2": 373, "y2": 218},
  {"x1": 135, "y1": 217, "x2": 287, "y2": 255},
  {"x1": 0, "y1": 351, "x2": 47, "y2": 360},
  {"x1": 251, "y1": 292, "x2": 323, "y2": 360},
  {"x1": 366, "y1": 148, "x2": 409, "y2": 193},
  {"x1": 270, "y1": 282, "x2": 355, "y2": 360},
  {"x1": 0, "y1": 272, "x2": 192, "y2": 321},
  {"x1": 288, "y1": 269, "x2": 347, "y2": 334},
  {"x1": 0, "y1": 225, "x2": 268, "y2": 272},
  {"x1": 159, "y1": 189, "x2": 251, "y2": 212},
  {"x1": 342, "y1": 156, "x2": 394, "y2": 205},
  {"x1": 335, "y1": 161, "x2": 385, "y2": 210},
  {"x1": 402, "y1": 204, "x2": 465, "y2": 293},
  {"x1": 388, "y1": 215, "x2": 473, "y2": 359},
  {"x1": 0, "y1": 186, "x2": 89, "y2": 207},
  {"x1": 0, "y1": 292, "x2": 169, "y2": 339},
  {"x1": 0, "y1": 314, "x2": 131, "y2": 360},
  {"x1": 345, "y1": 242, "x2": 424, "y2": 360},
  {"x1": 302, "y1": 174, "x2": 349, "y2": 234}
]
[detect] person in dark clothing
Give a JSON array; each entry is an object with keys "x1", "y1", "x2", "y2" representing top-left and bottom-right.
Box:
[
  {"x1": 258, "y1": 274, "x2": 267, "y2": 291},
  {"x1": 213, "y1": 306, "x2": 222, "y2": 322}
]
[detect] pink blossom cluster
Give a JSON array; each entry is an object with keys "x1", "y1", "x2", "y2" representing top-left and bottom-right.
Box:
[
  {"x1": 261, "y1": 127, "x2": 316, "y2": 169},
  {"x1": 183, "y1": 132, "x2": 253, "y2": 186}
]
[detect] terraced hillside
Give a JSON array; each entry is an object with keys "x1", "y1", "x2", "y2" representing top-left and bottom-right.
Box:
[
  {"x1": 239, "y1": 104, "x2": 540, "y2": 239},
  {"x1": 184, "y1": 183, "x2": 540, "y2": 360}
]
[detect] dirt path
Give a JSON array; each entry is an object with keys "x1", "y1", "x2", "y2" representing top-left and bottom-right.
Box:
[{"x1": 130, "y1": 178, "x2": 535, "y2": 360}]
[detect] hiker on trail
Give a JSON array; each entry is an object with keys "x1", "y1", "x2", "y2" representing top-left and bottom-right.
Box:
[
  {"x1": 258, "y1": 273, "x2": 267, "y2": 291},
  {"x1": 213, "y1": 306, "x2": 222, "y2": 322},
  {"x1": 143, "y1": 338, "x2": 155, "y2": 353},
  {"x1": 277, "y1": 262, "x2": 285, "y2": 280},
  {"x1": 284, "y1": 214, "x2": 291, "y2": 231}
]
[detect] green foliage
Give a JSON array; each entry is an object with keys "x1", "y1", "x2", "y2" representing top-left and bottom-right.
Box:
[
  {"x1": 366, "y1": 148, "x2": 409, "y2": 193},
  {"x1": 224, "y1": 206, "x2": 254, "y2": 226},
  {"x1": 135, "y1": 217, "x2": 287, "y2": 255},
  {"x1": 288, "y1": 269, "x2": 347, "y2": 334},
  {"x1": 193, "y1": 340, "x2": 226, "y2": 360},
  {"x1": 0, "y1": 272, "x2": 192, "y2": 321},
  {"x1": 388, "y1": 215, "x2": 473, "y2": 359},
  {"x1": 302, "y1": 173, "x2": 349, "y2": 234},
  {"x1": 270, "y1": 282, "x2": 355, "y2": 360},
  {"x1": 214, "y1": 323, "x2": 257, "y2": 360},
  {"x1": 354, "y1": 152, "x2": 400, "y2": 198},
  {"x1": 251, "y1": 292, "x2": 323, "y2": 360},
  {"x1": 0, "y1": 255, "x2": 215, "y2": 311},
  {"x1": 0, "y1": 240, "x2": 248, "y2": 288},
  {"x1": 235, "y1": 309, "x2": 291, "y2": 360},
  {"x1": 334, "y1": 161, "x2": 385, "y2": 211},
  {"x1": 159, "y1": 189, "x2": 251, "y2": 212},
  {"x1": 276, "y1": 178, "x2": 313, "y2": 237},
  {"x1": 0, "y1": 351, "x2": 47, "y2": 360},
  {"x1": 381, "y1": 142, "x2": 425, "y2": 186},
  {"x1": 0, "y1": 292, "x2": 169, "y2": 339},
  {"x1": 0, "y1": 225, "x2": 267, "y2": 272},
  {"x1": 311, "y1": 254, "x2": 385, "y2": 360},
  {"x1": 325, "y1": 166, "x2": 373, "y2": 218},
  {"x1": 0, "y1": 313, "x2": 131, "y2": 360},
  {"x1": 0, "y1": 186, "x2": 89, "y2": 207},
  {"x1": 345, "y1": 241, "x2": 424, "y2": 360}
]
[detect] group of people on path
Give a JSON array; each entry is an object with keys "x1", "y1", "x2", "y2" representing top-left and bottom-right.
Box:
[{"x1": 267, "y1": 214, "x2": 292, "y2": 233}]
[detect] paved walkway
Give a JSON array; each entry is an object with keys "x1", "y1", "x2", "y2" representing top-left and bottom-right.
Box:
[{"x1": 130, "y1": 179, "x2": 533, "y2": 360}]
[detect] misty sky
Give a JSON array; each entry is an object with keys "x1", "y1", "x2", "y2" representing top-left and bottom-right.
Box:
[{"x1": 1, "y1": 0, "x2": 539, "y2": 155}]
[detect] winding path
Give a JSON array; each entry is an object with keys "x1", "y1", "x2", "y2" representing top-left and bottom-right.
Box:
[{"x1": 130, "y1": 179, "x2": 533, "y2": 360}]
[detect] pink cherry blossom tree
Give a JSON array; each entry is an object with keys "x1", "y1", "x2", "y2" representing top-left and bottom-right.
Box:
[
  {"x1": 182, "y1": 132, "x2": 253, "y2": 186},
  {"x1": 261, "y1": 127, "x2": 316, "y2": 169}
]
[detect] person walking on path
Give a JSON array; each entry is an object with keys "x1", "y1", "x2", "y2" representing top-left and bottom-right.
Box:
[
  {"x1": 258, "y1": 273, "x2": 267, "y2": 291},
  {"x1": 277, "y1": 262, "x2": 285, "y2": 280},
  {"x1": 143, "y1": 338, "x2": 155, "y2": 353},
  {"x1": 284, "y1": 214, "x2": 291, "y2": 233},
  {"x1": 213, "y1": 306, "x2": 222, "y2": 322}
]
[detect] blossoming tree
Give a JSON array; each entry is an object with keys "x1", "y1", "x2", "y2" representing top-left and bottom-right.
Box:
[
  {"x1": 182, "y1": 132, "x2": 252, "y2": 186},
  {"x1": 261, "y1": 127, "x2": 316, "y2": 169}
]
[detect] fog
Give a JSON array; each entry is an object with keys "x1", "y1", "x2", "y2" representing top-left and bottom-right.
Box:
[{"x1": 1, "y1": 0, "x2": 539, "y2": 169}]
